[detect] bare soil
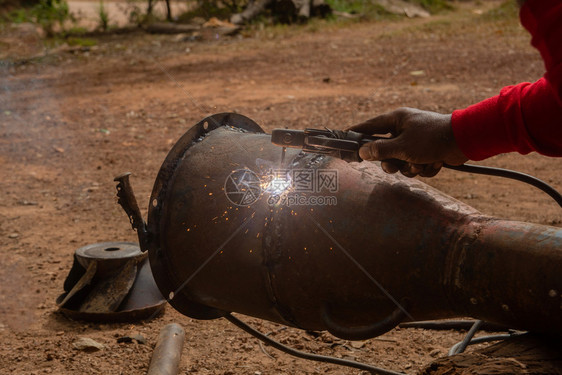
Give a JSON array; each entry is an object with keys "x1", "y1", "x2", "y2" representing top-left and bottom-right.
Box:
[{"x1": 1, "y1": 2, "x2": 561, "y2": 374}]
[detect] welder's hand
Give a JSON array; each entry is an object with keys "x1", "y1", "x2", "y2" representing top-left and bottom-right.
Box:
[{"x1": 347, "y1": 108, "x2": 468, "y2": 178}]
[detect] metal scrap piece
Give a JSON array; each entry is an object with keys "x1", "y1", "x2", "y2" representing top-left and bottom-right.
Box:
[{"x1": 57, "y1": 242, "x2": 166, "y2": 322}]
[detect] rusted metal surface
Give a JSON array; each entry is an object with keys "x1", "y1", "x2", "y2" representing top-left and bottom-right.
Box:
[
  {"x1": 114, "y1": 173, "x2": 149, "y2": 250},
  {"x1": 78, "y1": 259, "x2": 137, "y2": 313},
  {"x1": 147, "y1": 323, "x2": 185, "y2": 375},
  {"x1": 118, "y1": 113, "x2": 562, "y2": 339},
  {"x1": 57, "y1": 242, "x2": 166, "y2": 322},
  {"x1": 145, "y1": 113, "x2": 265, "y2": 320}
]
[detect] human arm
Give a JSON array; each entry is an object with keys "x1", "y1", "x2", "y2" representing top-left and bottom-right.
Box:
[
  {"x1": 349, "y1": 108, "x2": 467, "y2": 177},
  {"x1": 452, "y1": 0, "x2": 562, "y2": 161},
  {"x1": 348, "y1": 0, "x2": 562, "y2": 177}
]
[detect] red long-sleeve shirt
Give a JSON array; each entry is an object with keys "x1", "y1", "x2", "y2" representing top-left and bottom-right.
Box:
[{"x1": 451, "y1": 0, "x2": 562, "y2": 161}]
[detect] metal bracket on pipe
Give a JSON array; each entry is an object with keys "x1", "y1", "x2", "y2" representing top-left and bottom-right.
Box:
[{"x1": 114, "y1": 172, "x2": 149, "y2": 251}]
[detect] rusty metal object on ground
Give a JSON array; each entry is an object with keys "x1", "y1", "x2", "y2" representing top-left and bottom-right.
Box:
[
  {"x1": 147, "y1": 323, "x2": 185, "y2": 375},
  {"x1": 116, "y1": 113, "x2": 562, "y2": 339},
  {"x1": 57, "y1": 242, "x2": 166, "y2": 322}
]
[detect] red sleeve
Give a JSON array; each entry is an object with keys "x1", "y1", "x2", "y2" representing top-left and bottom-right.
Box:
[{"x1": 451, "y1": 0, "x2": 562, "y2": 161}]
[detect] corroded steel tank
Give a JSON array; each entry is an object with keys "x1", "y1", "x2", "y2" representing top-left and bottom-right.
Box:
[{"x1": 117, "y1": 113, "x2": 562, "y2": 340}]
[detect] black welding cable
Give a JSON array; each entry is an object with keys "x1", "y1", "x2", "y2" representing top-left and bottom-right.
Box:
[
  {"x1": 444, "y1": 163, "x2": 562, "y2": 208},
  {"x1": 399, "y1": 320, "x2": 509, "y2": 331},
  {"x1": 224, "y1": 313, "x2": 407, "y2": 375},
  {"x1": 448, "y1": 320, "x2": 483, "y2": 356},
  {"x1": 399, "y1": 320, "x2": 520, "y2": 356},
  {"x1": 448, "y1": 332, "x2": 526, "y2": 356}
]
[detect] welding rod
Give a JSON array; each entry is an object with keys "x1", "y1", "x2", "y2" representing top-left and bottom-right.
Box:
[{"x1": 147, "y1": 323, "x2": 185, "y2": 375}]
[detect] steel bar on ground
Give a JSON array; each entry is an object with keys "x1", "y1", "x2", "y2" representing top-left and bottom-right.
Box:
[{"x1": 147, "y1": 323, "x2": 185, "y2": 375}]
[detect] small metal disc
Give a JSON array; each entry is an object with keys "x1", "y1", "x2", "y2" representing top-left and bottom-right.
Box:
[
  {"x1": 76, "y1": 241, "x2": 142, "y2": 261},
  {"x1": 75, "y1": 242, "x2": 144, "y2": 278}
]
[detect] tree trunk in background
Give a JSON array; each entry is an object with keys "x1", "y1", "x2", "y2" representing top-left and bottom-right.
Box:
[
  {"x1": 0, "y1": 0, "x2": 40, "y2": 11},
  {"x1": 147, "y1": 0, "x2": 153, "y2": 16},
  {"x1": 165, "y1": 0, "x2": 172, "y2": 21},
  {"x1": 230, "y1": 0, "x2": 273, "y2": 25},
  {"x1": 230, "y1": 0, "x2": 330, "y2": 24}
]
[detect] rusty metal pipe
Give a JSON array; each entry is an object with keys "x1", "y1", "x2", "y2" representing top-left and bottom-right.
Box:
[
  {"x1": 147, "y1": 323, "x2": 185, "y2": 375},
  {"x1": 118, "y1": 113, "x2": 562, "y2": 340}
]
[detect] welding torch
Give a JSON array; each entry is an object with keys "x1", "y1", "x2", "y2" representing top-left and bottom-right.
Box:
[
  {"x1": 270, "y1": 128, "x2": 562, "y2": 207},
  {"x1": 271, "y1": 128, "x2": 400, "y2": 163}
]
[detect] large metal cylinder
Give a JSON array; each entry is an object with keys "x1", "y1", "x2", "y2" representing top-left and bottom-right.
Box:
[{"x1": 140, "y1": 113, "x2": 561, "y2": 339}]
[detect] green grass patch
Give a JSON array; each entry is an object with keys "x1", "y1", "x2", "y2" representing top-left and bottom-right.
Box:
[
  {"x1": 407, "y1": 0, "x2": 453, "y2": 14},
  {"x1": 476, "y1": 0, "x2": 523, "y2": 37},
  {"x1": 66, "y1": 37, "x2": 97, "y2": 47},
  {"x1": 5, "y1": 7, "x2": 32, "y2": 23},
  {"x1": 65, "y1": 26, "x2": 88, "y2": 36},
  {"x1": 481, "y1": 0, "x2": 518, "y2": 21},
  {"x1": 327, "y1": 0, "x2": 389, "y2": 16},
  {"x1": 325, "y1": 0, "x2": 452, "y2": 16}
]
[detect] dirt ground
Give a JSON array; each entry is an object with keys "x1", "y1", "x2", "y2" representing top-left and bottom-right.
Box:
[{"x1": 1, "y1": 1, "x2": 561, "y2": 374}]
